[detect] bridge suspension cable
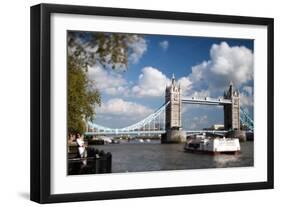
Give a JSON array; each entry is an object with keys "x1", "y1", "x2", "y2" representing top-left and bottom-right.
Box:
[
  {"x1": 240, "y1": 107, "x2": 254, "y2": 131},
  {"x1": 87, "y1": 101, "x2": 170, "y2": 135}
]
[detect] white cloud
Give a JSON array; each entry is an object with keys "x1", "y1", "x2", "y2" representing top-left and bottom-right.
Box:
[
  {"x1": 131, "y1": 67, "x2": 193, "y2": 98},
  {"x1": 240, "y1": 93, "x2": 253, "y2": 107},
  {"x1": 127, "y1": 35, "x2": 147, "y2": 64},
  {"x1": 87, "y1": 65, "x2": 129, "y2": 95},
  {"x1": 87, "y1": 64, "x2": 193, "y2": 99},
  {"x1": 178, "y1": 76, "x2": 192, "y2": 94},
  {"x1": 210, "y1": 42, "x2": 253, "y2": 83},
  {"x1": 187, "y1": 42, "x2": 253, "y2": 96},
  {"x1": 97, "y1": 98, "x2": 153, "y2": 117},
  {"x1": 240, "y1": 86, "x2": 254, "y2": 107},
  {"x1": 181, "y1": 90, "x2": 211, "y2": 113},
  {"x1": 190, "y1": 90, "x2": 211, "y2": 98},
  {"x1": 243, "y1": 86, "x2": 253, "y2": 95},
  {"x1": 88, "y1": 41, "x2": 253, "y2": 113},
  {"x1": 188, "y1": 115, "x2": 208, "y2": 130},
  {"x1": 132, "y1": 67, "x2": 170, "y2": 97},
  {"x1": 159, "y1": 40, "x2": 169, "y2": 51}
]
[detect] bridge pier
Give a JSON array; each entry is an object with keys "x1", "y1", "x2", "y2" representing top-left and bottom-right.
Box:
[
  {"x1": 161, "y1": 128, "x2": 186, "y2": 143},
  {"x1": 226, "y1": 130, "x2": 247, "y2": 142}
]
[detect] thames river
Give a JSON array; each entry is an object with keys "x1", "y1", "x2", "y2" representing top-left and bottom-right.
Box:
[{"x1": 92, "y1": 140, "x2": 254, "y2": 173}]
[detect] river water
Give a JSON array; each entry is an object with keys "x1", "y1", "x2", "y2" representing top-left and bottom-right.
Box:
[{"x1": 92, "y1": 140, "x2": 253, "y2": 173}]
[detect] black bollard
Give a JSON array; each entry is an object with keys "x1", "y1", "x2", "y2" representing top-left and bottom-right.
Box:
[
  {"x1": 94, "y1": 157, "x2": 100, "y2": 174},
  {"x1": 94, "y1": 149, "x2": 99, "y2": 155},
  {"x1": 100, "y1": 156, "x2": 106, "y2": 173},
  {"x1": 99, "y1": 150, "x2": 105, "y2": 156},
  {"x1": 106, "y1": 152, "x2": 112, "y2": 173},
  {"x1": 87, "y1": 147, "x2": 95, "y2": 157}
]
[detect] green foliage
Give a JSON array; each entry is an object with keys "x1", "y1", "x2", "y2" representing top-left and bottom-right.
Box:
[
  {"x1": 67, "y1": 31, "x2": 143, "y2": 135},
  {"x1": 68, "y1": 31, "x2": 143, "y2": 69},
  {"x1": 67, "y1": 56, "x2": 101, "y2": 135}
]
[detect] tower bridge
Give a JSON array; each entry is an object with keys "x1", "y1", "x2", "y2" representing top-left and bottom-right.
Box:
[{"x1": 86, "y1": 75, "x2": 253, "y2": 143}]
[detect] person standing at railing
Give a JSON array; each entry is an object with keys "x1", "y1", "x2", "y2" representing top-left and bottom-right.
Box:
[{"x1": 76, "y1": 133, "x2": 87, "y2": 165}]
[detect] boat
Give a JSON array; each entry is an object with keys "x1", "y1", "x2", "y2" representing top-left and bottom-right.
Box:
[
  {"x1": 111, "y1": 139, "x2": 120, "y2": 144},
  {"x1": 184, "y1": 134, "x2": 240, "y2": 155},
  {"x1": 88, "y1": 138, "x2": 105, "y2": 145},
  {"x1": 102, "y1": 136, "x2": 113, "y2": 144}
]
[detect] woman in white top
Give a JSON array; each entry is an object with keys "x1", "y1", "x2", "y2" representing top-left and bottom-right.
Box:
[{"x1": 76, "y1": 133, "x2": 87, "y2": 158}]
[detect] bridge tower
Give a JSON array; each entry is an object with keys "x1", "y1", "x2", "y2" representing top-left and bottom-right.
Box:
[
  {"x1": 223, "y1": 82, "x2": 240, "y2": 130},
  {"x1": 165, "y1": 74, "x2": 182, "y2": 129},
  {"x1": 162, "y1": 74, "x2": 185, "y2": 143}
]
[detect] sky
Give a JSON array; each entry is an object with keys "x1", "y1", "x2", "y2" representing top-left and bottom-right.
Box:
[{"x1": 77, "y1": 32, "x2": 254, "y2": 130}]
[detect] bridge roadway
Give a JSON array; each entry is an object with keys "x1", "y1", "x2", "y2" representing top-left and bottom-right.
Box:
[
  {"x1": 181, "y1": 97, "x2": 232, "y2": 105},
  {"x1": 85, "y1": 130, "x2": 228, "y2": 136}
]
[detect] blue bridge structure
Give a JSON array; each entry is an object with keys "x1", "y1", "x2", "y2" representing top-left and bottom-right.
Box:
[{"x1": 86, "y1": 76, "x2": 253, "y2": 141}]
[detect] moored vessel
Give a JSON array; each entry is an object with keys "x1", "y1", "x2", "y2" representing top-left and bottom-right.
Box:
[{"x1": 184, "y1": 134, "x2": 240, "y2": 155}]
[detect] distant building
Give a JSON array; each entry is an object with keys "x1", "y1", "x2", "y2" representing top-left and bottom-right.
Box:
[
  {"x1": 203, "y1": 124, "x2": 224, "y2": 130},
  {"x1": 211, "y1": 124, "x2": 224, "y2": 130}
]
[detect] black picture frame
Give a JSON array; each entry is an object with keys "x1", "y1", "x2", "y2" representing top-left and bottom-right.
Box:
[{"x1": 30, "y1": 3, "x2": 274, "y2": 204}]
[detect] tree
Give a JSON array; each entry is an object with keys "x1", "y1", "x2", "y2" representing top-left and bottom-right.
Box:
[
  {"x1": 67, "y1": 31, "x2": 144, "y2": 69},
  {"x1": 67, "y1": 56, "x2": 100, "y2": 135},
  {"x1": 67, "y1": 31, "x2": 144, "y2": 135}
]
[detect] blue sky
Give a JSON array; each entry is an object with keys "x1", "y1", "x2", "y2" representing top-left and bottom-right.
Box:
[
  {"x1": 125, "y1": 35, "x2": 253, "y2": 81},
  {"x1": 83, "y1": 32, "x2": 254, "y2": 130}
]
